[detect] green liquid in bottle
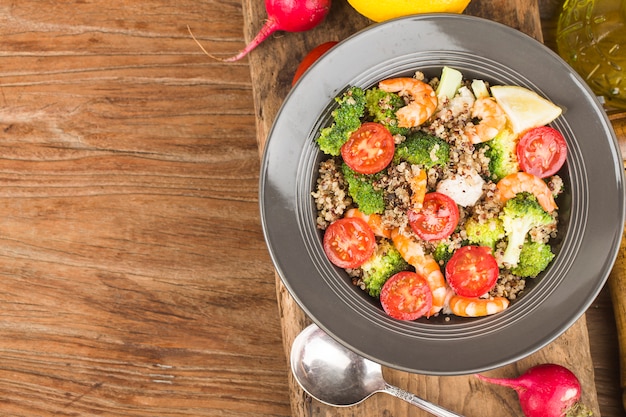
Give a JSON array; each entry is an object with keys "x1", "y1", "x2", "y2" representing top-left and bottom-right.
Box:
[{"x1": 557, "y1": 0, "x2": 626, "y2": 109}]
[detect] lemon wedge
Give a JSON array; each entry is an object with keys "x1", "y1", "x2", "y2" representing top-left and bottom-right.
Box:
[
  {"x1": 346, "y1": 0, "x2": 471, "y2": 22},
  {"x1": 490, "y1": 85, "x2": 563, "y2": 135}
]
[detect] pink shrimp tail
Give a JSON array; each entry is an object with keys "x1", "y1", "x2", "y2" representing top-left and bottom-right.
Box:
[{"x1": 448, "y1": 295, "x2": 509, "y2": 317}]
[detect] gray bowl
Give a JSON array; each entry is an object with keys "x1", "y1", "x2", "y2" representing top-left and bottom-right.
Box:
[{"x1": 260, "y1": 14, "x2": 625, "y2": 375}]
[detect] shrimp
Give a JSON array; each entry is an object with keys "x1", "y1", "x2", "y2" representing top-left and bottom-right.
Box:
[
  {"x1": 378, "y1": 78, "x2": 438, "y2": 128},
  {"x1": 409, "y1": 167, "x2": 427, "y2": 211},
  {"x1": 344, "y1": 208, "x2": 391, "y2": 238},
  {"x1": 465, "y1": 97, "x2": 507, "y2": 144},
  {"x1": 448, "y1": 295, "x2": 509, "y2": 317},
  {"x1": 391, "y1": 228, "x2": 450, "y2": 316},
  {"x1": 496, "y1": 172, "x2": 557, "y2": 213}
]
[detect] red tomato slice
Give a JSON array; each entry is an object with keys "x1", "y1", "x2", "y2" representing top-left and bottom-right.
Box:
[
  {"x1": 341, "y1": 122, "x2": 395, "y2": 175},
  {"x1": 445, "y1": 246, "x2": 499, "y2": 298},
  {"x1": 380, "y1": 271, "x2": 433, "y2": 321},
  {"x1": 408, "y1": 192, "x2": 459, "y2": 241},
  {"x1": 517, "y1": 126, "x2": 567, "y2": 178},
  {"x1": 292, "y1": 41, "x2": 339, "y2": 86},
  {"x1": 322, "y1": 217, "x2": 376, "y2": 269}
]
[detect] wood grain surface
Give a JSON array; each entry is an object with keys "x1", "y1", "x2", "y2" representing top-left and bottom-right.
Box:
[
  {"x1": 0, "y1": 1, "x2": 292, "y2": 415},
  {"x1": 242, "y1": 0, "x2": 625, "y2": 416},
  {"x1": 609, "y1": 228, "x2": 626, "y2": 411}
]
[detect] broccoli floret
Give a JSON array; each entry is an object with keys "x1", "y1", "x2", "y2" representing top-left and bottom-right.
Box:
[
  {"x1": 484, "y1": 127, "x2": 520, "y2": 181},
  {"x1": 394, "y1": 131, "x2": 450, "y2": 168},
  {"x1": 510, "y1": 241, "x2": 555, "y2": 278},
  {"x1": 317, "y1": 87, "x2": 367, "y2": 156},
  {"x1": 361, "y1": 239, "x2": 410, "y2": 297},
  {"x1": 465, "y1": 216, "x2": 505, "y2": 250},
  {"x1": 364, "y1": 87, "x2": 411, "y2": 136},
  {"x1": 433, "y1": 240, "x2": 456, "y2": 266},
  {"x1": 341, "y1": 163, "x2": 385, "y2": 214},
  {"x1": 500, "y1": 192, "x2": 555, "y2": 267}
]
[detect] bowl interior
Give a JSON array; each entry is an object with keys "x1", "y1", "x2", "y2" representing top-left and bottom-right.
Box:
[{"x1": 298, "y1": 61, "x2": 575, "y2": 327}]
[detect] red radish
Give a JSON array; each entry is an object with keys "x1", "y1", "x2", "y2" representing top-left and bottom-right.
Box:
[
  {"x1": 476, "y1": 364, "x2": 592, "y2": 417},
  {"x1": 218, "y1": 0, "x2": 331, "y2": 62}
]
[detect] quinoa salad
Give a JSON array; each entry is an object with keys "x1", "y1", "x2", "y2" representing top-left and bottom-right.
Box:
[{"x1": 312, "y1": 67, "x2": 566, "y2": 320}]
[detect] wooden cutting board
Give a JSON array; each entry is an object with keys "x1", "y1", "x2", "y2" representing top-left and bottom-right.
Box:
[{"x1": 242, "y1": 0, "x2": 602, "y2": 415}]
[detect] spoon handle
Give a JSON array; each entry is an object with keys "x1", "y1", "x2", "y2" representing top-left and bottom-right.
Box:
[{"x1": 384, "y1": 382, "x2": 465, "y2": 417}]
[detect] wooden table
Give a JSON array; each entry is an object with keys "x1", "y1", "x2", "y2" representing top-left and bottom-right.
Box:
[{"x1": 0, "y1": 0, "x2": 621, "y2": 416}]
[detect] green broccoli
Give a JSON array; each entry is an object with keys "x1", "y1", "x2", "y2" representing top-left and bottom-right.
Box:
[
  {"x1": 484, "y1": 127, "x2": 520, "y2": 181},
  {"x1": 364, "y1": 87, "x2": 411, "y2": 136},
  {"x1": 433, "y1": 240, "x2": 456, "y2": 266},
  {"x1": 499, "y1": 192, "x2": 555, "y2": 267},
  {"x1": 393, "y1": 131, "x2": 450, "y2": 168},
  {"x1": 361, "y1": 239, "x2": 410, "y2": 297},
  {"x1": 341, "y1": 163, "x2": 385, "y2": 214},
  {"x1": 464, "y1": 216, "x2": 505, "y2": 250},
  {"x1": 510, "y1": 241, "x2": 555, "y2": 278},
  {"x1": 317, "y1": 86, "x2": 367, "y2": 156}
]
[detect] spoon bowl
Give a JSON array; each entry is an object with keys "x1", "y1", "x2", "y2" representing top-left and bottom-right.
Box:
[{"x1": 290, "y1": 324, "x2": 465, "y2": 417}]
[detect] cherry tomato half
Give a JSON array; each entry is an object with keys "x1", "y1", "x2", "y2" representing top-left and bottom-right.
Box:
[
  {"x1": 517, "y1": 126, "x2": 567, "y2": 178},
  {"x1": 380, "y1": 271, "x2": 433, "y2": 321},
  {"x1": 322, "y1": 217, "x2": 376, "y2": 269},
  {"x1": 445, "y1": 246, "x2": 499, "y2": 298},
  {"x1": 341, "y1": 122, "x2": 395, "y2": 175},
  {"x1": 408, "y1": 192, "x2": 459, "y2": 241},
  {"x1": 292, "y1": 41, "x2": 339, "y2": 86}
]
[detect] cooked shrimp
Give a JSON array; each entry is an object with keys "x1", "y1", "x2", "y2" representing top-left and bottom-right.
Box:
[
  {"x1": 448, "y1": 295, "x2": 509, "y2": 317},
  {"x1": 496, "y1": 172, "x2": 557, "y2": 212},
  {"x1": 409, "y1": 167, "x2": 427, "y2": 211},
  {"x1": 378, "y1": 78, "x2": 438, "y2": 128},
  {"x1": 344, "y1": 208, "x2": 391, "y2": 238},
  {"x1": 465, "y1": 97, "x2": 507, "y2": 144},
  {"x1": 391, "y1": 228, "x2": 450, "y2": 316}
]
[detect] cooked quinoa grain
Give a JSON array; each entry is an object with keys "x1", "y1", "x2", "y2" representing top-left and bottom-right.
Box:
[
  {"x1": 312, "y1": 158, "x2": 351, "y2": 229},
  {"x1": 312, "y1": 71, "x2": 564, "y2": 315}
]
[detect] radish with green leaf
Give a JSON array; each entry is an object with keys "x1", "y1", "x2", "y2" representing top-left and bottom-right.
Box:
[{"x1": 476, "y1": 364, "x2": 592, "y2": 417}]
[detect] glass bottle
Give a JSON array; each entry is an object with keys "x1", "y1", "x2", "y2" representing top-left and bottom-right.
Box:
[{"x1": 556, "y1": 0, "x2": 626, "y2": 109}]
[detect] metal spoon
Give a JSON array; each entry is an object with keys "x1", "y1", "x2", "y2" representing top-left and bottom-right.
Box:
[{"x1": 290, "y1": 323, "x2": 464, "y2": 417}]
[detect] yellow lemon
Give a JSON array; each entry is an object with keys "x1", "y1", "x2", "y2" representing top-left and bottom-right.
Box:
[
  {"x1": 490, "y1": 85, "x2": 563, "y2": 135},
  {"x1": 347, "y1": 0, "x2": 471, "y2": 22}
]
